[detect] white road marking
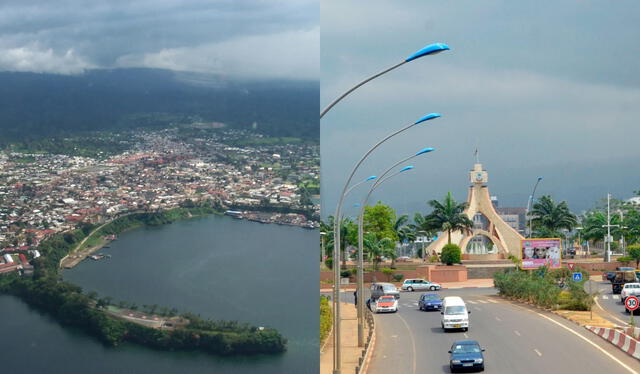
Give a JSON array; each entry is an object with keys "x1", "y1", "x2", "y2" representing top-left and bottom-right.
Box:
[
  {"x1": 478, "y1": 300, "x2": 489, "y2": 304},
  {"x1": 474, "y1": 306, "x2": 482, "y2": 311},
  {"x1": 487, "y1": 299, "x2": 498, "y2": 303},
  {"x1": 463, "y1": 333, "x2": 469, "y2": 338},
  {"x1": 593, "y1": 296, "x2": 628, "y2": 326},
  {"x1": 534, "y1": 349, "x2": 542, "y2": 357},
  {"x1": 396, "y1": 313, "x2": 417, "y2": 374},
  {"x1": 495, "y1": 316, "x2": 502, "y2": 322},
  {"x1": 391, "y1": 335, "x2": 398, "y2": 338},
  {"x1": 513, "y1": 303, "x2": 638, "y2": 374},
  {"x1": 467, "y1": 300, "x2": 477, "y2": 304},
  {"x1": 602, "y1": 295, "x2": 609, "y2": 300},
  {"x1": 514, "y1": 330, "x2": 521, "y2": 336},
  {"x1": 613, "y1": 295, "x2": 620, "y2": 300}
]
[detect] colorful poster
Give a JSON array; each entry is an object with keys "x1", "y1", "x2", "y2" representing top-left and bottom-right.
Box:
[{"x1": 521, "y1": 238, "x2": 562, "y2": 269}]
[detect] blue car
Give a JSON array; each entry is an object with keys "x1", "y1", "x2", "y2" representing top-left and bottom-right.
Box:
[
  {"x1": 449, "y1": 340, "x2": 485, "y2": 372},
  {"x1": 418, "y1": 293, "x2": 442, "y2": 311}
]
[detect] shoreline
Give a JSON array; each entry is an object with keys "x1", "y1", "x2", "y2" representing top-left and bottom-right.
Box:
[{"x1": 61, "y1": 207, "x2": 317, "y2": 269}]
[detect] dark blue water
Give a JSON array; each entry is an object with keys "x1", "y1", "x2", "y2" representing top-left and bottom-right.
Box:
[{"x1": 0, "y1": 215, "x2": 318, "y2": 373}]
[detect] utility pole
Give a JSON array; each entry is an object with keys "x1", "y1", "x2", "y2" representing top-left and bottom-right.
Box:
[{"x1": 602, "y1": 193, "x2": 619, "y2": 263}]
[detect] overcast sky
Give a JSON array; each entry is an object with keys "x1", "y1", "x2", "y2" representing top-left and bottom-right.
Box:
[
  {"x1": 321, "y1": 0, "x2": 640, "y2": 217},
  {"x1": 0, "y1": 0, "x2": 318, "y2": 80}
]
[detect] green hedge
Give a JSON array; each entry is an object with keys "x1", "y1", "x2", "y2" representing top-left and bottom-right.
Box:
[
  {"x1": 320, "y1": 296, "x2": 332, "y2": 345},
  {"x1": 493, "y1": 266, "x2": 592, "y2": 310}
]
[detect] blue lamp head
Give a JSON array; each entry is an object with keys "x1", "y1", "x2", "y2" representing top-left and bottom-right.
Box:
[
  {"x1": 415, "y1": 147, "x2": 435, "y2": 156},
  {"x1": 414, "y1": 113, "x2": 441, "y2": 125},
  {"x1": 366, "y1": 175, "x2": 378, "y2": 181},
  {"x1": 400, "y1": 165, "x2": 414, "y2": 173},
  {"x1": 405, "y1": 43, "x2": 450, "y2": 62},
  {"x1": 537, "y1": 177, "x2": 543, "y2": 181}
]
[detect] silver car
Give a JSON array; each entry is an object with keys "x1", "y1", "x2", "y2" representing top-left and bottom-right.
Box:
[{"x1": 401, "y1": 278, "x2": 441, "y2": 292}]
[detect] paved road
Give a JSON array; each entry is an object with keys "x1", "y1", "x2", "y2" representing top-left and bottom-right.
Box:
[
  {"x1": 363, "y1": 288, "x2": 639, "y2": 374},
  {"x1": 590, "y1": 280, "x2": 639, "y2": 326}
]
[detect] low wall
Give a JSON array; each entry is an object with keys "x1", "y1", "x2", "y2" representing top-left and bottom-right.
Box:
[
  {"x1": 467, "y1": 265, "x2": 515, "y2": 279},
  {"x1": 426, "y1": 265, "x2": 467, "y2": 282},
  {"x1": 462, "y1": 253, "x2": 505, "y2": 261}
]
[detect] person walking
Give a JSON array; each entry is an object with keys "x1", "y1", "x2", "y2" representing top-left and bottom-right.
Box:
[{"x1": 353, "y1": 289, "x2": 358, "y2": 308}]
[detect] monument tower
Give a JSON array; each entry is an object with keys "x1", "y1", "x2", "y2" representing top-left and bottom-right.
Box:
[{"x1": 426, "y1": 162, "x2": 525, "y2": 258}]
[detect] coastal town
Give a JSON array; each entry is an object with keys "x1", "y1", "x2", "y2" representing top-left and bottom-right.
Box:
[{"x1": 0, "y1": 125, "x2": 319, "y2": 274}]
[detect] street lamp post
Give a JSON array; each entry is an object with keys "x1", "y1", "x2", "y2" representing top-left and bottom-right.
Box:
[
  {"x1": 355, "y1": 148, "x2": 434, "y2": 347},
  {"x1": 320, "y1": 43, "x2": 450, "y2": 119},
  {"x1": 526, "y1": 177, "x2": 543, "y2": 238},
  {"x1": 331, "y1": 114, "x2": 441, "y2": 373},
  {"x1": 320, "y1": 232, "x2": 326, "y2": 262}
]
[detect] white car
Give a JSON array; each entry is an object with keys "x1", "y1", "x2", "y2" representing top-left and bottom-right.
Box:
[
  {"x1": 372, "y1": 295, "x2": 398, "y2": 313},
  {"x1": 401, "y1": 278, "x2": 441, "y2": 292},
  {"x1": 621, "y1": 283, "x2": 640, "y2": 303}
]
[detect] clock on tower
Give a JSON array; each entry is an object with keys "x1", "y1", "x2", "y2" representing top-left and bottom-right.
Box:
[{"x1": 469, "y1": 164, "x2": 488, "y2": 184}]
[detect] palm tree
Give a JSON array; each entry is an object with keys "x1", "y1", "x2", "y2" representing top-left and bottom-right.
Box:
[
  {"x1": 425, "y1": 192, "x2": 474, "y2": 245},
  {"x1": 409, "y1": 212, "x2": 436, "y2": 258},
  {"x1": 319, "y1": 216, "x2": 357, "y2": 268},
  {"x1": 530, "y1": 195, "x2": 577, "y2": 238},
  {"x1": 581, "y1": 210, "x2": 623, "y2": 245},
  {"x1": 363, "y1": 233, "x2": 396, "y2": 271},
  {"x1": 392, "y1": 214, "x2": 415, "y2": 262}
]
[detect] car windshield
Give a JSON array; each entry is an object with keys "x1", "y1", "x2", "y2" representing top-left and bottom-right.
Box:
[
  {"x1": 379, "y1": 297, "x2": 395, "y2": 302},
  {"x1": 382, "y1": 285, "x2": 396, "y2": 291},
  {"x1": 423, "y1": 295, "x2": 440, "y2": 301},
  {"x1": 452, "y1": 344, "x2": 481, "y2": 354},
  {"x1": 445, "y1": 306, "x2": 466, "y2": 315}
]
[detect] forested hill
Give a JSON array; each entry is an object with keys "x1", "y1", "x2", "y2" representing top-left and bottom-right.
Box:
[{"x1": 0, "y1": 68, "x2": 318, "y2": 142}]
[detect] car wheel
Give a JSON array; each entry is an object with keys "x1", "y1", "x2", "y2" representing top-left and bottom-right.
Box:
[
  {"x1": 464, "y1": 327, "x2": 468, "y2": 332},
  {"x1": 430, "y1": 286, "x2": 436, "y2": 291},
  {"x1": 407, "y1": 286, "x2": 414, "y2": 292}
]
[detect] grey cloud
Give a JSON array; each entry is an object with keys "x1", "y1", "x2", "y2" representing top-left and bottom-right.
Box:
[{"x1": 0, "y1": 0, "x2": 318, "y2": 78}]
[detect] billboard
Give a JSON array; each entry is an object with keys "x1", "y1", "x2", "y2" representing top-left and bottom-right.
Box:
[{"x1": 521, "y1": 238, "x2": 562, "y2": 270}]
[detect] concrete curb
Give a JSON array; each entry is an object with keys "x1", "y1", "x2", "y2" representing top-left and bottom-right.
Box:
[
  {"x1": 585, "y1": 326, "x2": 640, "y2": 361},
  {"x1": 359, "y1": 311, "x2": 376, "y2": 374}
]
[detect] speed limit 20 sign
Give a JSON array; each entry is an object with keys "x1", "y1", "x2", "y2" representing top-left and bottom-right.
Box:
[{"x1": 625, "y1": 296, "x2": 639, "y2": 311}]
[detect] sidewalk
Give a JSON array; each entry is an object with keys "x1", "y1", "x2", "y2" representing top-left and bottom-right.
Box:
[
  {"x1": 320, "y1": 302, "x2": 370, "y2": 374},
  {"x1": 320, "y1": 278, "x2": 494, "y2": 293}
]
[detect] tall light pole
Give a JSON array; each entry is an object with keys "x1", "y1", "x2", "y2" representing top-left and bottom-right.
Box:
[
  {"x1": 355, "y1": 147, "x2": 434, "y2": 346},
  {"x1": 331, "y1": 114, "x2": 441, "y2": 373},
  {"x1": 602, "y1": 193, "x2": 620, "y2": 263},
  {"x1": 321, "y1": 43, "x2": 450, "y2": 119},
  {"x1": 526, "y1": 177, "x2": 543, "y2": 238}
]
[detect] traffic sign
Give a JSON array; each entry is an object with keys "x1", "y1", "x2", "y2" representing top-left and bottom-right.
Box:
[
  {"x1": 572, "y1": 272, "x2": 582, "y2": 282},
  {"x1": 626, "y1": 296, "x2": 639, "y2": 312},
  {"x1": 567, "y1": 263, "x2": 575, "y2": 271}
]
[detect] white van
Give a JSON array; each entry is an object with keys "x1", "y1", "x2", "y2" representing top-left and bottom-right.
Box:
[{"x1": 441, "y1": 296, "x2": 470, "y2": 331}]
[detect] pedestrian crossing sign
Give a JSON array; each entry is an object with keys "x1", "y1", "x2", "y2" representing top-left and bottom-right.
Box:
[{"x1": 572, "y1": 272, "x2": 582, "y2": 281}]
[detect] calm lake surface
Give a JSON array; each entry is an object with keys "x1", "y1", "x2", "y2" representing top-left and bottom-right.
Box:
[{"x1": 0, "y1": 215, "x2": 318, "y2": 373}]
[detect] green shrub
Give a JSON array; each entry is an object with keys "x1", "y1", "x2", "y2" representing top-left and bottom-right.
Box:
[
  {"x1": 617, "y1": 256, "x2": 633, "y2": 265},
  {"x1": 493, "y1": 266, "x2": 591, "y2": 311},
  {"x1": 340, "y1": 270, "x2": 352, "y2": 278},
  {"x1": 392, "y1": 273, "x2": 404, "y2": 282},
  {"x1": 324, "y1": 258, "x2": 333, "y2": 270},
  {"x1": 320, "y1": 296, "x2": 332, "y2": 345},
  {"x1": 429, "y1": 254, "x2": 439, "y2": 263},
  {"x1": 381, "y1": 268, "x2": 394, "y2": 281},
  {"x1": 441, "y1": 244, "x2": 461, "y2": 266}
]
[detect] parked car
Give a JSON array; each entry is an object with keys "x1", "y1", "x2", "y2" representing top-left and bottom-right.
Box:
[
  {"x1": 441, "y1": 296, "x2": 470, "y2": 331},
  {"x1": 370, "y1": 282, "x2": 400, "y2": 300},
  {"x1": 372, "y1": 295, "x2": 398, "y2": 313},
  {"x1": 449, "y1": 340, "x2": 485, "y2": 372},
  {"x1": 418, "y1": 293, "x2": 443, "y2": 311},
  {"x1": 401, "y1": 278, "x2": 441, "y2": 292},
  {"x1": 621, "y1": 283, "x2": 640, "y2": 303}
]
